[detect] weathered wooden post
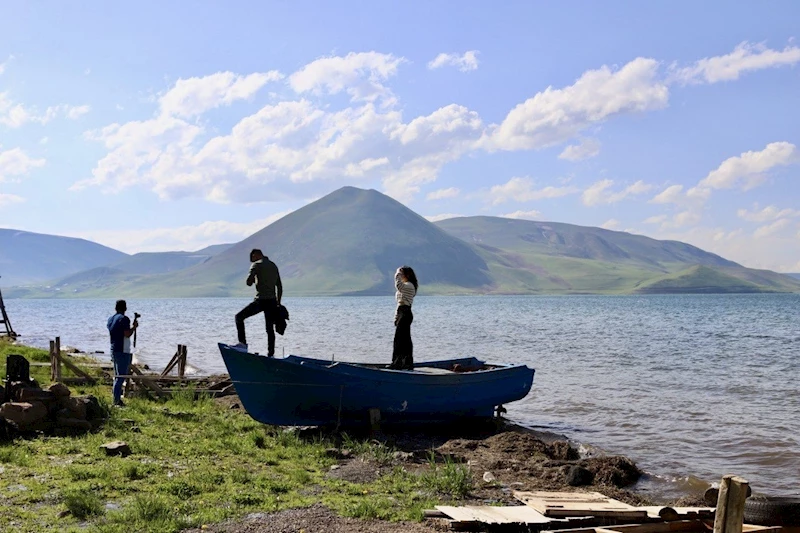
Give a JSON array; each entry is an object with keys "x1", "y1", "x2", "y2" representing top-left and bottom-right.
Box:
[
  {"x1": 713, "y1": 475, "x2": 750, "y2": 533},
  {"x1": 55, "y1": 337, "x2": 62, "y2": 382},
  {"x1": 50, "y1": 340, "x2": 56, "y2": 382}
]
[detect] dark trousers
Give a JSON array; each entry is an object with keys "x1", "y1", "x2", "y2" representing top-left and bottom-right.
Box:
[
  {"x1": 391, "y1": 305, "x2": 414, "y2": 370},
  {"x1": 235, "y1": 298, "x2": 278, "y2": 355}
]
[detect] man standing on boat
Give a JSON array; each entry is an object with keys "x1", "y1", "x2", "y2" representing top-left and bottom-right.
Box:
[
  {"x1": 107, "y1": 299, "x2": 137, "y2": 407},
  {"x1": 234, "y1": 249, "x2": 282, "y2": 356}
]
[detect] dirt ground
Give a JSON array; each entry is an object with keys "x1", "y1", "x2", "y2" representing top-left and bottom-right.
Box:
[{"x1": 204, "y1": 395, "x2": 708, "y2": 532}]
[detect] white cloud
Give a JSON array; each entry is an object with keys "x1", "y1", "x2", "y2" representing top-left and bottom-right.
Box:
[
  {"x1": 696, "y1": 142, "x2": 798, "y2": 195},
  {"x1": 503, "y1": 209, "x2": 542, "y2": 220},
  {"x1": 0, "y1": 147, "x2": 46, "y2": 182},
  {"x1": 65, "y1": 105, "x2": 90, "y2": 119},
  {"x1": 559, "y1": 138, "x2": 601, "y2": 161},
  {"x1": 488, "y1": 177, "x2": 580, "y2": 205},
  {"x1": 650, "y1": 184, "x2": 685, "y2": 205},
  {"x1": 487, "y1": 57, "x2": 668, "y2": 151},
  {"x1": 75, "y1": 212, "x2": 292, "y2": 254},
  {"x1": 289, "y1": 52, "x2": 404, "y2": 103},
  {"x1": 644, "y1": 215, "x2": 667, "y2": 225},
  {"x1": 0, "y1": 193, "x2": 24, "y2": 206},
  {"x1": 424, "y1": 213, "x2": 464, "y2": 222},
  {"x1": 581, "y1": 179, "x2": 652, "y2": 206},
  {"x1": 737, "y1": 205, "x2": 800, "y2": 223},
  {"x1": 0, "y1": 95, "x2": 92, "y2": 127},
  {"x1": 159, "y1": 71, "x2": 282, "y2": 118},
  {"x1": 427, "y1": 51, "x2": 480, "y2": 72},
  {"x1": 601, "y1": 219, "x2": 620, "y2": 229},
  {"x1": 644, "y1": 211, "x2": 700, "y2": 229},
  {"x1": 754, "y1": 218, "x2": 793, "y2": 238},
  {"x1": 39, "y1": 137, "x2": 49, "y2": 145},
  {"x1": 672, "y1": 42, "x2": 800, "y2": 85},
  {"x1": 426, "y1": 187, "x2": 460, "y2": 200}
]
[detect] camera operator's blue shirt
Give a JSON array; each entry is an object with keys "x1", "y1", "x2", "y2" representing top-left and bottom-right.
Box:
[{"x1": 107, "y1": 313, "x2": 130, "y2": 353}]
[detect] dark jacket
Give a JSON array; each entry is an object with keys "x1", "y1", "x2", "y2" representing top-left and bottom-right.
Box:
[{"x1": 275, "y1": 305, "x2": 289, "y2": 335}]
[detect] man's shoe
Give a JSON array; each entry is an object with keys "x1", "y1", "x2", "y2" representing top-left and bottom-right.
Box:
[
  {"x1": 232, "y1": 342, "x2": 248, "y2": 352},
  {"x1": 113, "y1": 399, "x2": 125, "y2": 407}
]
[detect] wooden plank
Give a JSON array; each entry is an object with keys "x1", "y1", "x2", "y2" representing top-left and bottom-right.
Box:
[
  {"x1": 515, "y1": 491, "x2": 647, "y2": 519},
  {"x1": 543, "y1": 519, "x2": 712, "y2": 533},
  {"x1": 160, "y1": 347, "x2": 182, "y2": 376},
  {"x1": 436, "y1": 505, "x2": 562, "y2": 525},
  {"x1": 55, "y1": 353, "x2": 95, "y2": 381},
  {"x1": 129, "y1": 364, "x2": 165, "y2": 397}
]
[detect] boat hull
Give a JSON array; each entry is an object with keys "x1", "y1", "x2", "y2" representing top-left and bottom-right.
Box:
[{"x1": 218, "y1": 343, "x2": 535, "y2": 427}]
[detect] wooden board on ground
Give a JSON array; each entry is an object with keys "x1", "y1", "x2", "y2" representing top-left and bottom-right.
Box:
[
  {"x1": 515, "y1": 491, "x2": 648, "y2": 519},
  {"x1": 436, "y1": 505, "x2": 558, "y2": 525},
  {"x1": 543, "y1": 519, "x2": 782, "y2": 533}
]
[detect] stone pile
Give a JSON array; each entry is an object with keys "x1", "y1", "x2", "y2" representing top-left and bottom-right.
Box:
[{"x1": 0, "y1": 380, "x2": 106, "y2": 437}]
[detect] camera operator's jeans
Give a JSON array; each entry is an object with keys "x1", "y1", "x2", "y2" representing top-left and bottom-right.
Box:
[{"x1": 112, "y1": 351, "x2": 132, "y2": 403}]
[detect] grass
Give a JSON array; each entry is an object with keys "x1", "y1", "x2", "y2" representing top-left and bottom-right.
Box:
[{"x1": 0, "y1": 339, "x2": 469, "y2": 532}]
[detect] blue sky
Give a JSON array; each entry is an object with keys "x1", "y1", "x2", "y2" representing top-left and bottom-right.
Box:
[{"x1": 1, "y1": 2, "x2": 798, "y2": 271}]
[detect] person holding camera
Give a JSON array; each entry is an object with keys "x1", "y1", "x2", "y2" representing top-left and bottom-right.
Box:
[{"x1": 107, "y1": 299, "x2": 138, "y2": 407}]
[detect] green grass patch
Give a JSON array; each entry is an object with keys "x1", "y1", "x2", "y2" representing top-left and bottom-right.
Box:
[{"x1": 0, "y1": 338, "x2": 463, "y2": 531}]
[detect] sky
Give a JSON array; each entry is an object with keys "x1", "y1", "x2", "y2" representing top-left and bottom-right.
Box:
[{"x1": 0, "y1": 2, "x2": 799, "y2": 271}]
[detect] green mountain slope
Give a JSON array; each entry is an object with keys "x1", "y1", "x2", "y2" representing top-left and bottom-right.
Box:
[
  {"x1": 634, "y1": 265, "x2": 766, "y2": 293},
  {"x1": 435, "y1": 216, "x2": 800, "y2": 294},
  {"x1": 110, "y1": 251, "x2": 216, "y2": 275},
  {"x1": 0, "y1": 228, "x2": 128, "y2": 286}
]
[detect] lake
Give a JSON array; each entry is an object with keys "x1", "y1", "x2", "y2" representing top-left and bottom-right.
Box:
[{"x1": 5, "y1": 294, "x2": 799, "y2": 500}]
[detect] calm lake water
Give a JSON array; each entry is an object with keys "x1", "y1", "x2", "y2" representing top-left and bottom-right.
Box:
[{"x1": 5, "y1": 294, "x2": 799, "y2": 500}]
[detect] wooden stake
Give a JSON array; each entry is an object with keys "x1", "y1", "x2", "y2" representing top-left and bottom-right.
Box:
[
  {"x1": 713, "y1": 475, "x2": 749, "y2": 533},
  {"x1": 55, "y1": 337, "x2": 62, "y2": 382},
  {"x1": 49, "y1": 340, "x2": 56, "y2": 382}
]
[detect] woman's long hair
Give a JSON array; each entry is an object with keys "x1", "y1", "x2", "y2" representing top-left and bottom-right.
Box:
[{"x1": 401, "y1": 266, "x2": 419, "y2": 292}]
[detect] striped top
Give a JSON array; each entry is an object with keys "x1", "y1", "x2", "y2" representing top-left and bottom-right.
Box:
[{"x1": 395, "y1": 271, "x2": 416, "y2": 308}]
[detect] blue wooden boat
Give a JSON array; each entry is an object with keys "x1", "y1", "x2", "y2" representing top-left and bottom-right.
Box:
[{"x1": 218, "y1": 343, "x2": 535, "y2": 427}]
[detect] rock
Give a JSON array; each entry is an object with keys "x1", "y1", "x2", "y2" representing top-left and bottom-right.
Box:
[
  {"x1": 1, "y1": 401, "x2": 49, "y2": 429},
  {"x1": 76, "y1": 395, "x2": 104, "y2": 421},
  {"x1": 566, "y1": 465, "x2": 594, "y2": 486},
  {"x1": 60, "y1": 397, "x2": 87, "y2": 420},
  {"x1": 101, "y1": 441, "x2": 131, "y2": 457},
  {"x1": 393, "y1": 451, "x2": 413, "y2": 461},
  {"x1": 47, "y1": 383, "x2": 71, "y2": 398},
  {"x1": 483, "y1": 471, "x2": 496, "y2": 483},
  {"x1": 17, "y1": 388, "x2": 55, "y2": 404},
  {"x1": 56, "y1": 416, "x2": 92, "y2": 431},
  {"x1": 229, "y1": 403, "x2": 240, "y2": 410}
]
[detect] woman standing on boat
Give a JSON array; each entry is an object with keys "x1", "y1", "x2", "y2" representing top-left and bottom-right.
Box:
[{"x1": 390, "y1": 266, "x2": 418, "y2": 370}]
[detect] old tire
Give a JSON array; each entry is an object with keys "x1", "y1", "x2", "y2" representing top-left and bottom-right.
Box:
[{"x1": 744, "y1": 496, "x2": 800, "y2": 526}]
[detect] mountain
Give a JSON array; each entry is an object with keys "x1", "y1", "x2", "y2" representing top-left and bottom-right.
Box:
[
  {"x1": 0, "y1": 229, "x2": 128, "y2": 286},
  {"x1": 788, "y1": 273, "x2": 800, "y2": 280},
  {"x1": 109, "y1": 251, "x2": 217, "y2": 275},
  {"x1": 5, "y1": 188, "x2": 800, "y2": 297},
  {"x1": 434, "y1": 216, "x2": 800, "y2": 294},
  {"x1": 137, "y1": 186, "x2": 493, "y2": 296}
]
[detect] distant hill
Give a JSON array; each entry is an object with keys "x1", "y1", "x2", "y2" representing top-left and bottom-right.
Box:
[
  {"x1": 434, "y1": 216, "x2": 800, "y2": 294},
  {"x1": 109, "y1": 251, "x2": 217, "y2": 275},
  {"x1": 5, "y1": 189, "x2": 800, "y2": 297},
  {"x1": 194, "y1": 243, "x2": 233, "y2": 256},
  {"x1": 787, "y1": 273, "x2": 800, "y2": 280},
  {"x1": 0, "y1": 229, "x2": 128, "y2": 286}
]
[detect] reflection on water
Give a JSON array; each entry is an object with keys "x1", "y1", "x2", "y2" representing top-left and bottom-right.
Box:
[{"x1": 6, "y1": 294, "x2": 800, "y2": 499}]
